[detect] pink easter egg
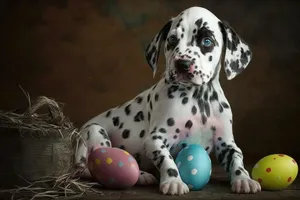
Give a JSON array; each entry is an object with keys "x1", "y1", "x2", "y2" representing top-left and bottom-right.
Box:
[{"x1": 88, "y1": 147, "x2": 139, "y2": 189}]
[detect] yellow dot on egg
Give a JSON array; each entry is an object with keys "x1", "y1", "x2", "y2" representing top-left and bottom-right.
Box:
[
  {"x1": 106, "y1": 158, "x2": 113, "y2": 164},
  {"x1": 124, "y1": 151, "x2": 130, "y2": 155},
  {"x1": 95, "y1": 158, "x2": 101, "y2": 165}
]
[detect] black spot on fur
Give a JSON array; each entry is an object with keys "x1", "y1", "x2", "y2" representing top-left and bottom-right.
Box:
[
  {"x1": 163, "y1": 139, "x2": 167, "y2": 145},
  {"x1": 226, "y1": 69, "x2": 231, "y2": 77},
  {"x1": 182, "y1": 97, "x2": 189, "y2": 105},
  {"x1": 86, "y1": 131, "x2": 90, "y2": 140},
  {"x1": 99, "y1": 129, "x2": 109, "y2": 140},
  {"x1": 150, "y1": 101, "x2": 153, "y2": 110},
  {"x1": 119, "y1": 145, "x2": 125, "y2": 150},
  {"x1": 135, "y1": 96, "x2": 143, "y2": 104},
  {"x1": 146, "y1": 45, "x2": 157, "y2": 65},
  {"x1": 159, "y1": 128, "x2": 167, "y2": 133},
  {"x1": 106, "y1": 141, "x2": 111, "y2": 147},
  {"x1": 173, "y1": 135, "x2": 178, "y2": 139},
  {"x1": 124, "y1": 104, "x2": 131, "y2": 115},
  {"x1": 156, "y1": 155, "x2": 165, "y2": 169},
  {"x1": 185, "y1": 120, "x2": 193, "y2": 129},
  {"x1": 152, "y1": 135, "x2": 163, "y2": 140},
  {"x1": 167, "y1": 168, "x2": 178, "y2": 177},
  {"x1": 235, "y1": 169, "x2": 241, "y2": 176},
  {"x1": 147, "y1": 94, "x2": 150, "y2": 102},
  {"x1": 205, "y1": 146, "x2": 210, "y2": 151},
  {"x1": 181, "y1": 143, "x2": 187, "y2": 148},
  {"x1": 230, "y1": 60, "x2": 241, "y2": 73},
  {"x1": 134, "y1": 111, "x2": 144, "y2": 122},
  {"x1": 221, "y1": 102, "x2": 230, "y2": 108},
  {"x1": 205, "y1": 102, "x2": 210, "y2": 117},
  {"x1": 221, "y1": 142, "x2": 227, "y2": 147},
  {"x1": 119, "y1": 123, "x2": 123, "y2": 129},
  {"x1": 155, "y1": 94, "x2": 159, "y2": 101},
  {"x1": 175, "y1": 128, "x2": 180, "y2": 133},
  {"x1": 193, "y1": 88, "x2": 200, "y2": 99},
  {"x1": 195, "y1": 18, "x2": 203, "y2": 28},
  {"x1": 204, "y1": 91, "x2": 208, "y2": 101},
  {"x1": 211, "y1": 126, "x2": 216, "y2": 132},
  {"x1": 180, "y1": 92, "x2": 187, "y2": 97},
  {"x1": 193, "y1": 51, "x2": 200, "y2": 58},
  {"x1": 139, "y1": 130, "x2": 145, "y2": 138},
  {"x1": 167, "y1": 118, "x2": 175, "y2": 126},
  {"x1": 112, "y1": 117, "x2": 120, "y2": 126},
  {"x1": 218, "y1": 137, "x2": 222, "y2": 141},
  {"x1": 148, "y1": 112, "x2": 151, "y2": 121},
  {"x1": 152, "y1": 150, "x2": 161, "y2": 158},
  {"x1": 209, "y1": 55, "x2": 212, "y2": 61},
  {"x1": 219, "y1": 104, "x2": 224, "y2": 113},
  {"x1": 122, "y1": 129, "x2": 130, "y2": 139},
  {"x1": 209, "y1": 91, "x2": 218, "y2": 101},
  {"x1": 105, "y1": 110, "x2": 111, "y2": 117},
  {"x1": 201, "y1": 115, "x2": 207, "y2": 125},
  {"x1": 191, "y1": 105, "x2": 197, "y2": 115},
  {"x1": 167, "y1": 85, "x2": 179, "y2": 99}
]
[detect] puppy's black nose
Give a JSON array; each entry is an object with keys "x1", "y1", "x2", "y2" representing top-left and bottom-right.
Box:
[{"x1": 175, "y1": 59, "x2": 192, "y2": 73}]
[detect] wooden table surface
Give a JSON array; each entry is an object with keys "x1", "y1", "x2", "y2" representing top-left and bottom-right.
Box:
[
  {"x1": 1, "y1": 165, "x2": 299, "y2": 200},
  {"x1": 79, "y1": 166, "x2": 300, "y2": 200}
]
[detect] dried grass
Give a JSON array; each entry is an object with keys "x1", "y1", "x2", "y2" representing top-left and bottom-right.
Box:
[{"x1": 0, "y1": 87, "x2": 103, "y2": 200}]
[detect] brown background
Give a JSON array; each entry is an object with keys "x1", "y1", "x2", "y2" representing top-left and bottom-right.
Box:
[{"x1": 0, "y1": 0, "x2": 299, "y2": 162}]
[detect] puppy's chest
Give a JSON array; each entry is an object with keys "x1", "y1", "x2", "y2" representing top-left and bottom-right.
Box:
[{"x1": 152, "y1": 86, "x2": 218, "y2": 140}]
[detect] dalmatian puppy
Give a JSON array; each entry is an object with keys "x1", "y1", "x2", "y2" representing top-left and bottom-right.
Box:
[{"x1": 75, "y1": 6, "x2": 261, "y2": 195}]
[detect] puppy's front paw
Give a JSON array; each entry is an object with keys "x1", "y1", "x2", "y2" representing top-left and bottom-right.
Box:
[
  {"x1": 136, "y1": 171, "x2": 158, "y2": 185},
  {"x1": 160, "y1": 179, "x2": 189, "y2": 195},
  {"x1": 231, "y1": 178, "x2": 261, "y2": 194}
]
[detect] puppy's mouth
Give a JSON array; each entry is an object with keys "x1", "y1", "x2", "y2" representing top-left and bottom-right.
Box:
[{"x1": 169, "y1": 70, "x2": 200, "y2": 86}]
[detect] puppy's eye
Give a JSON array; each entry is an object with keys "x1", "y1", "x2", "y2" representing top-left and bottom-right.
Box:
[
  {"x1": 168, "y1": 35, "x2": 178, "y2": 45},
  {"x1": 201, "y1": 38, "x2": 213, "y2": 47}
]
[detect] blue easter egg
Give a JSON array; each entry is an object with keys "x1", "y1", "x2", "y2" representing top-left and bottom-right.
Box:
[{"x1": 175, "y1": 144, "x2": 212, "y2": 191}]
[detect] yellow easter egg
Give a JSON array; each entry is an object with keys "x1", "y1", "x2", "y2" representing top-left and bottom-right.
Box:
[{"x1": 251, "y1": 154, "x2": 298, "y2": 190}]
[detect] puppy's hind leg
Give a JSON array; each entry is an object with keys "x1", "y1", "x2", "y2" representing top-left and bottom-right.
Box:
[{"x1": 74, "y1": 123, "x2": 112, "y2": 178}]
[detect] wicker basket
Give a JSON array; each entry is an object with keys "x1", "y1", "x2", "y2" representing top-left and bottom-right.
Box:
[
  {"x1": 0, "y1": 128, "x2": 74, "y2": 188},
  {"x1": 0, "y1": 96, "x2": 76, "y2": 188}
]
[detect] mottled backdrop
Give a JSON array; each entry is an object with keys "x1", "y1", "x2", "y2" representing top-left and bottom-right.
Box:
[{"x1": 0, "y1": 0, "x2": 299, "y2": 161}]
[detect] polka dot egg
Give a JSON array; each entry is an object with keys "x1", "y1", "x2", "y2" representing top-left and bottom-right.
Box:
[
  {"x1": 88, "y1": 147, "x2": 139, "y2": 189},
  {"x1": 251, "y1": 154, "x2": 298, "y2": 190},
  {"x1": 175, "y1": 144, "x2": 212, "y2": 190}
]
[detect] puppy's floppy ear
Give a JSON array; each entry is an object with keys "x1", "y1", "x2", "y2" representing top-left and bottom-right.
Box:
[
  {"x1": 145, "y1": 19, "x2": 173, "y2": 77},
  {"x1": 219, "y1": 21, "x2": 252, "y2": 80}
]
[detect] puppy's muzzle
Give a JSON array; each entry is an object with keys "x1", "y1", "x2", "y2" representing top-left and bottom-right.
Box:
[{"x1": 175, "y1": 59, "x2": 193, "y2": 74}]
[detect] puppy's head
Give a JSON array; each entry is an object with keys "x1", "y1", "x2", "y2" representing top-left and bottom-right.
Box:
[{"x1": 145, "y1": 7, "x2": 252, "y2": 86}]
